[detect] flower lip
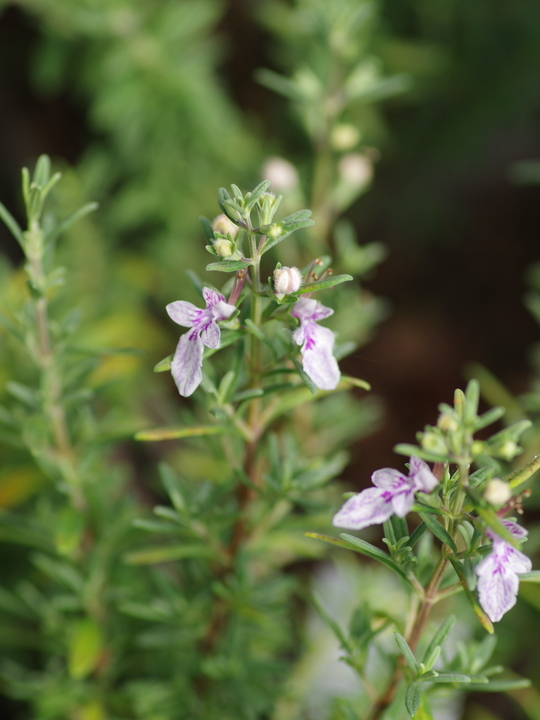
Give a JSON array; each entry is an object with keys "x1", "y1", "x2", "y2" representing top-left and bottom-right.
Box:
[
  {"x1": 291, "y1": 296, "x2": 339, "y2": 391},
  {"x1": 332, "y1": 457, "x2": 438, "y2": 531},
  {"x1": 166, "y1": 287, "x2": 236, "y2": 397}
]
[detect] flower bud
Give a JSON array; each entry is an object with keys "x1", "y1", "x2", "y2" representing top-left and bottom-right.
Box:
[
  {"x1": 499, "y1": 441, "x2": 519, "y2": 460},
  {"x1": 213, "y1": 238, "x2": 234, "y2": 258},
  {"x1": 330, "y1": 123, "x2": 360, "y2": 151},
  {"x1": 338, "y1": 153, "x2": 373, "y2": 189},
  {"x1": 267, "y1": 223, "x2": 282, "y2": 239},
  {"x1": 274, "y1": 266, "x2": 302, "y2": 299},
  {"x1": 484, "y1": 478, "x2": 512, "y2": 507},
  {"x1": 421, "y1": 431, "x2": 446, "y2": 455},
  {"x1": 212, "y1": 214, "x2": 239, "y2": 239},
  {"x1": 262, "y1": 157, "x2": 299, "y2": 192},
  {"x1": 437, "y1": 413, "x2": 459, "y2": 434}
]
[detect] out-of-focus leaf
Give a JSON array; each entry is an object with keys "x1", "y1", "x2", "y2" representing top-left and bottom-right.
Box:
[
  {"x1": 124, "y1": 545, "x2": 215, "y2": 565},
  {"x1": 68, "y1": 618, "x2": 104, "y2": 680},
  {"x1": 135, "y1": 425, "x2": 234, "y2": 441}
]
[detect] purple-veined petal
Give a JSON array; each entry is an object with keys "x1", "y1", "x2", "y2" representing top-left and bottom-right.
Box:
[
  {"x1": 476, "y1": 551, "x2": 520, "y2": 623},
  {"x1": 166, "y1": 301, "x2": 200, "y2": 328},
  {"x1": 291, "y1": 297, "x2": 334, "y2": 323},
  {"x1": 371, "y1": 468, "x2": 409, "y2": 490},
  {"x1": 202, "y1": 287, "x2": 227, "y2": 308},
  {"x1": 391, "y1": 487, "x2": 416, "y2": 517},
  {"x1": 505, "y1": 545, "x2": 532, "y2": 575},
  {"x1": 333, "y1": 487, "x2": 395, "y2": 530},
  {"x1": 200, "y1": 319, "x2": 221, "y2": 349},
  {"x1": 301, "y1": 323, "x2": 340, "y2": 390},
  {"x1": 211, "y1": 300, "x2": 236, "y2": 323},
  {"x1": 170, "y1": 331, "x2": 204, "y2": 397},
  {"x1": 502, "y1": 519, "x2": 528, "y2": 541},
  {"x1": 409, "y1": 457, "x2": 439, "y2": 493}
]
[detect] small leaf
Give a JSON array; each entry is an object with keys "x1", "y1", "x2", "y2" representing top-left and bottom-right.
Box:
[
  {"x1": 296, "y1": 274, "x2": 353, "y2": 295},
  {"x1": 505, "y1": 453, "x2": 540, "y2": 490},
  {"x1": 199, "y1": 216, "x2": 215, "y2": 241},
  {"x1": 394, "y1": 631, "x2": 419, "y2": 675},
  {"x1": 519, "y1": 570, "x2": 540, "y2": 582},
  {"x1": 408, "y1": 522, "x2": 427, "y2": 548},
  {"x1": 394, "y1": 443, "x2": 447, "y2": 463},
  {"x1": 44, "y1": 202, "x2": 98, "y2": 243},
  {"x1": 154, "y1": 355, "x2": 173, "y2": 372},
  {"x1": 135, "y1": 425, "x2": 233, "y2": 441},
  {"x1": 449, "y1": 558, "x2": 494, "y2": 634},
  {"x1": 422, "y1": 616, "x2": 455, "y2": 666},
  {"x1": 245, "y1": 319, "x2": 277, "y2": 357},
  {"x1": 405, "y1": 682, "x2": 421, "y2": 717},
  {"x1": 68, "y1": 619, "x2": 104, "y2": 680},
  {"x1": 422, "y1": 673, "x2": 471, "y2": 684},
  {"x1": 124, "y1": 544, "x2": 215, "y2": 565},
  {"x1": 418, "y1": 512, "x2": 457, "y2": 553},
  {"x1": 466, "y1": 678, "x2": 531, "y2": 692},
  {"x1": 206, "y1": 259, "x2": 252, "y2": 273},
  {"x1": 312, "y1": 593, "x2": 351, "y2": 651},
  {"x1": 0, "y1": 202, "x2": 24, "y2": 247}
]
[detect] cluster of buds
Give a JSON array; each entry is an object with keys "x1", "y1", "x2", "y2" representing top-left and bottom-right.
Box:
[{"x1": 211, "y1": 214, "x2": 241, "y2": 259}]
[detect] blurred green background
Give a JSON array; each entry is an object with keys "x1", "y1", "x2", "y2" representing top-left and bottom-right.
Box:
[{"x1": 1, "y1": 1, "x2": 540, "y2": 718}]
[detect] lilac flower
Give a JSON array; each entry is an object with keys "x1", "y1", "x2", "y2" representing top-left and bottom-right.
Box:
[
  {"x1": 475, "y1": 519, "x2": 532, "y2": 622},
  {"x1": 291, "y1": 297, "x2": 340, "y2": 391},
  {"x1": 166, "y1": 288, "x2": 236, "y2": 397},
  {"x1": 333, "y1": 457, "x2": 438, "y2": 530}
]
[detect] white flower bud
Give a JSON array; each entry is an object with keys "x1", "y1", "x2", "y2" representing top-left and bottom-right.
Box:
[
  {"x1": 213, "y1": 238, "x2": 234, "y2": 258},
  {"x1": 330, "y1": 123, "x2": 360, "y2": 151},
  {"x1": 338, "y1": 153, "x2": 373, "y2": 189},
  {"x1": 273, "y1": 266, "x2": 302, "y2": 299},
  {"x1": 262, "y1": 157, "x2": 299, "y2": 192},
  {"x1": 484, "y1": 479, "x2": 512, "y2": 507},
  {"x1": 212, "y1": 214, "x2": 239, "y2": 239}
]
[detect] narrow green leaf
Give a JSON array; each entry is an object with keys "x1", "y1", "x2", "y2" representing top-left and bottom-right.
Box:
[
  {"x1": 206, "y1": 259, "x2": 252, "y2": 273},
  {"x1": 422, "y1": 616, "x2": 455, "y2": 666},
  {"x1": 470, "y1": 634, "x2": 497, "y2": 674},
  {"x1": 68, "y1": 619, "x2": 104, "y2": 680},
  {"x1": 135, "y1": 425, "x2": 233, "y2": 441},
  {"x1": 159, "y1": 462, "x2": 186, "y2": 513},
  {"x1": 231, "y1": 388, "x2": 265, "y2": 403},
  {"x1": 422, "y1": 673, "x2": 471, "y2": 684},
  {"x1": 465, "y1": 678, "x2": 531, "y2": 692},
  {"x1": 312, "y1": 593, "x2": 351, "y2": 651},
  {"x1": 339, "y1": 534, "x2": 414, "y2": 586},
  {"x1": 44, "y1": 202, "x2": 98, "y2": 242},
  {"x1": 418, "y1": 512, "x2": 457, "y2": 553},
  {"x1": 394, "y1": 443, "x2": 447, "y2": 463},
  {"x1": 505, "y1": 453, "x2": 540, "y2": 490},
  {"x1": 296, "y1": 274, "x2": 353, "y2": 295},
  {"x1": 519, "y1": 571, "x2": 540, "y2": 582},
  {"x1": 0, "y1": 202, "x2": 24, "y2": 247},
  {"x1": 394, "y1": 631, "x2": 419, "y2": 675},
  {"x1": 408, "y1": 522, "x2": 427, "y2": 548},
  {"x1": 245, "y1": 319, "x2": 277, "y2": 357},
  {"x1": 153, "y1": 355, "x2": 172, "y2": 372},
  {"x1": 124, "y1": 544, "x2": 215, "y2": 565},
  {"x1": 199, "y1": 216, "x2": 215, "y2": 241},
  {"x1": 405, "y1": 682, "x2": 421, "y2": 717},
  {"x1": 449, "y1": 558, "x2": 494, "y2": 634},
  {"x1": 293, "y1": 358, "x2": 317, "y2": 395},
  {"x1": 476, "y1": 507, "x2": 519, "y2": 548}
]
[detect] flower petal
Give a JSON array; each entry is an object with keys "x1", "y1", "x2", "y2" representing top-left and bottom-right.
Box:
[
  {"x1": 202, "y1": 287, "x2": 226, "y2": 308},
  {"x1": 476, "y1": 552, "x2": 520, "y2": 623},
  {"x1": 506, "y1": 546, "x2": 532, "y2": 575},
  {"x1": 211, "y1": 300, "x2": 236, "y2": 323},
  {"x1": 371, "y1": 468, "x2": 409, "y2": 490},
  {"x1": 301, "y1": 324, "x2": 340, "y2": 390},
  {"x1": 409, "y1": 457, "x2": 439, "y2": 493},
  {"x1": 391, "y1": 487, "x2": 416, "y2": 517},
  {"x1": 333, "y1": 487, "x2": 395, "y2": 530},
  {"x1": 166, "y1": 301, "x2": 200, "y2": 328},
  {"x1": 200, "y1": 319, "x2": 221, "y2": 349},
  {"x1": 170, "y1": 331, "x2": 204, "y2": 397}
]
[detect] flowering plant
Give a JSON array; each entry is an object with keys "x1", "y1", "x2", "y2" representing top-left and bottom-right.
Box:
[{"x1": 309, "y1": 380, "x2": 540, "y2": 718}]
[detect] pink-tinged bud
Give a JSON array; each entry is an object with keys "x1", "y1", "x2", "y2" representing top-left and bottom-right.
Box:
[
  {"x1": 262, "y1": 157, "x2": 299, "y2": 192},
  {"x1": 338, "y1": 153, "x2": 373, "y2": 188},
  {"x1": 212, "y1": 214, "x2": 239, "y2": 239},
  {"x1": 484, "y1": 479, "x2": 512, "y2": 507},
  {"x1": 273, "y1": 266, "x2": 302, "y2": 299}
]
